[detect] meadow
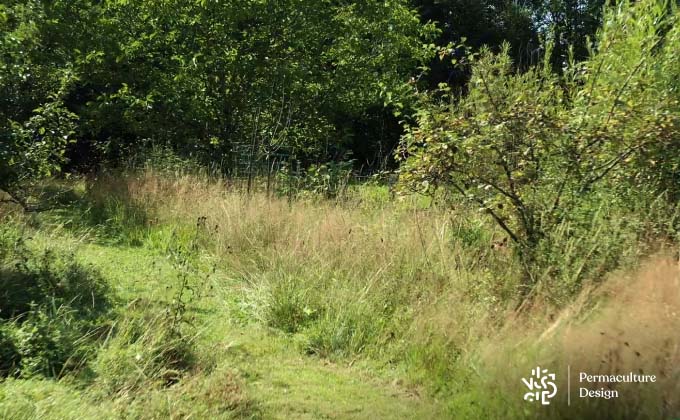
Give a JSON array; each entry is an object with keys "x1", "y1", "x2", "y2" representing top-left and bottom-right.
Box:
[
  {"x1": 2, "y1": 0, "x2": 680, "y2": 418},
  {"x1": 1, "y1": 166, "x2": 677, "y2": 419}
]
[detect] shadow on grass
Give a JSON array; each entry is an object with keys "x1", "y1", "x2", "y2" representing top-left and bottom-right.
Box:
[
  {"x1": 0, "y1": 260, "x2": 111, "y2": 322},
  {"x1": 0, "y1": 239, "x2": 114, "y2": 379},
  {"x1": 43, "y1": 175, "x2": 152, "y2": 247}
]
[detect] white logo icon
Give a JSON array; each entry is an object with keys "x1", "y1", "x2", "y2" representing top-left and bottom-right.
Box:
[{"x1": 522, "y1": 366, "x2": 557, "y2": 405}]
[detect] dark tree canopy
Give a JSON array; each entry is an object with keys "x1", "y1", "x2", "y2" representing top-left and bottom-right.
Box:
[{"x1": 2, "y1": 0, "x2": 677, "y2": 201}]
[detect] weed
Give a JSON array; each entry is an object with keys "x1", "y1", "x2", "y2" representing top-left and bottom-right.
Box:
[
  {"x1": 93, "y1": 305, "x2": 196, "y2": 396},
  {"x1": 0, "y1": 221, "x2": 112, "y2": 379}
]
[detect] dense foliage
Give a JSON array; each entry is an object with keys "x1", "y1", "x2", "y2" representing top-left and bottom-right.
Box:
[
  {"x1": 0, "y1": 0, "x2": 677, "y2": 285},
  {"x1": 397, "y1": 0, "x2": 680, "y2": 287},
  {"x1": 1, "y1": 2, "x2": 679, "y2": 417},
  {"x1": 0, "y1": 2, "x2": 78, "y2": 206},
  {"x1": 0, "y1": 222, "x2": 111, "y2": 378},
  {"x1": 1, "y1": 0, "x2": 437, "y2": 185},
  {"x1": 1, "y1": 1, "x2": 626, "y2": 193}
]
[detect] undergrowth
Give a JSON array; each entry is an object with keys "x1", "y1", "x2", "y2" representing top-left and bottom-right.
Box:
[
  {"x1": 0, "y1": 206, "x2": 257, "y2": 419},
  {"x1": 37, "y1": 167, "x2": 677, "y2": 418},
  {"x1": 1, "y1": 159, "x2": 678, "y2": 418}
]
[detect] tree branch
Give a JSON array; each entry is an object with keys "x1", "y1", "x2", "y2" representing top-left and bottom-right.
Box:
[{"x1": 451, "y1": 182, "x2": 521, "y2": 245}]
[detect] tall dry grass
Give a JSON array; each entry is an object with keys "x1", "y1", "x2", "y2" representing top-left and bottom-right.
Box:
[
  {"x1": 74, "y1": 168, "x2": 678, "y2": 417},
  {"x1": 80, "y1": 169, "x2": 522, "y2": 356},
  {"x1": 459, "y1": 256, "x2": 680, "y2": 419},
  {"x1": 559, "y1": 257, "x2": 680, "y2": 417}
]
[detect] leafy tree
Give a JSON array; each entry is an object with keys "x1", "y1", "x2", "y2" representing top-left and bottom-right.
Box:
[
  {"x1": 397, "y1": 0, "x2": 680, "y2": 292},
  {"x1": 59, "y1": 0, "x2": 436, "y2": 169},
  {"x1": 0, "y1": 1, "x2": 77, "y2": 208},
  {"x1": 1, "y1": 0, "x2": 437, "y2": 186}
]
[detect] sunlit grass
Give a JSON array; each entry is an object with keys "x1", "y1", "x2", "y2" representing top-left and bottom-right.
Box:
[{"x1": 1, "y1": 169, "x2": 678, "y2": 419}]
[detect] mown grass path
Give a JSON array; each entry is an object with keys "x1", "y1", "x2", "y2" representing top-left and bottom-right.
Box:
[{"x1": 72, "y1": 240, "x2": 445, "y2": 419}]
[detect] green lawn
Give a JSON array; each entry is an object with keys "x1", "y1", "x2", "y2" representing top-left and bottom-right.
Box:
[{"x1": 1, "y1": 224, "x2": 446, "y2": 419}]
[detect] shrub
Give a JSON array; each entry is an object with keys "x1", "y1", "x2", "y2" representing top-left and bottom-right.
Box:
[
  {"x1": 10, "y1": 308, "x2": 84, "y2": 378},
  {"x1": 397, "y1": 0, "x2": 680, "y2": 297},
  {"x1": 0, "y1": 325, "x2": 20, "y2": 377},
  {"x1": 0, "y1": 247, "x2": 110, "y2": 321},
  {"x1": 0, "y1": 221, "x2": 112, "y2": 379}
]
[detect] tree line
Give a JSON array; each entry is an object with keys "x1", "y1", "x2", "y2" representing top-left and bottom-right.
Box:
[
  {"x1": 1, "y1": 1, "x2": 613, "y2": 193},
  {"x1": 2, "y1": 2, "x2": 678, "y2": 247}
]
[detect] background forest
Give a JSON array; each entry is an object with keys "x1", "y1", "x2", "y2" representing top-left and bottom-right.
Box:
[{"x1": 1, "y1": 1, "x2": 679, "y2": 419}]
